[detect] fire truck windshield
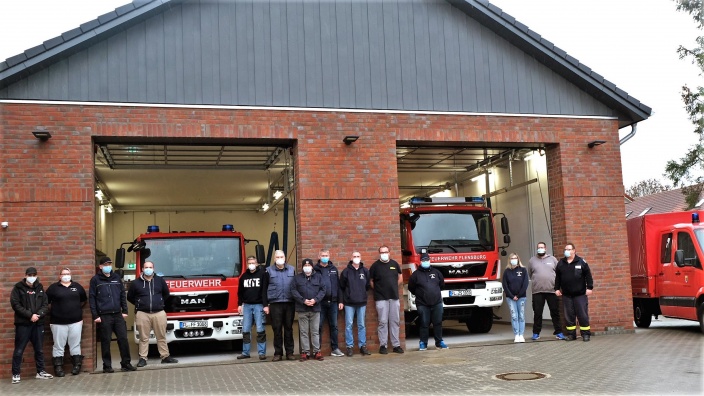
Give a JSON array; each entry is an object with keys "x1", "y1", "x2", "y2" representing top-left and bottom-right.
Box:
[
  {"x1": 143, "y1": 237, "x2": 242, "y2": 278},
  {"x1": 411, "y1": 212, "x2": 495, "y2": 253}
]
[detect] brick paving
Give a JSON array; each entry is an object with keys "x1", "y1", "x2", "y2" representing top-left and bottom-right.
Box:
[{"x1": 3, "y1": 322, "x2": 701, "y2": 395}]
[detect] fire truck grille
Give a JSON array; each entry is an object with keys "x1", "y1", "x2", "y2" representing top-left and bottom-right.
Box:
[
  {"x1": 166, "y1": 293, "x2": 229, "y2": 312},
  {"x1": 443, "y1": 296, "x2": 476, "y2": 305},
  {"x1": 437, "y1": 262, "x2": 488, "y2": 279}
]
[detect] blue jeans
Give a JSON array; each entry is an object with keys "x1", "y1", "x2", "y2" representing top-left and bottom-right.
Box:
[
  {"x1": 417, "y1": 302, "x2": 444, "y2": 345},
  {"x1": 506, "y1": 297, "x2": 527, "y2": 336},
  {"x1": 319, "y1": 300, "x2": 339, "y2": 350},
  {"x1": 242, "y1": 303, "x2": 266, "y2": 356},
  {"x1": 344, "y1": 305, "x2": 366, "y2": 348}
]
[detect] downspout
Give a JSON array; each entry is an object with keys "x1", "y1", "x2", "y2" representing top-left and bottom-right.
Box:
[{"x1": 619, "y1": 123, "x2": 638, "y2": 145}]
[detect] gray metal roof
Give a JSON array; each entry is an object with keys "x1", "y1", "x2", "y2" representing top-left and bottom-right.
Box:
[{"x1": 0, "y1": 0, "x2": 651, "y2": 125}]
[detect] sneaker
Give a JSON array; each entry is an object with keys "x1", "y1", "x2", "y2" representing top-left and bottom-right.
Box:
[
  {"x1": 359, "y1": 346, "x2": 372, "y2": 355},
  {"x1": 161, "y1": 356, "x2": 178, "y2": 364},
  {"x1": 137, "y1": 358, "x2": 147, "y2": 367},
  {"x1": 514, "y1": 335, "x2": 520, "y2": 343},
  {"x1": 419, "y1": 342, "x2": 427, "y2": 351},
  {"x1": 436, "y1": 341, "x2": 449, "y2": 349},
  {"x1": 236, "y1": 354, "x2": 251, "y2": 360},
  {"x1": 531, "y1": 334, "x2": 540, "y2": 341},
  {"x1": 518, "y1": 335, "x2": 526, "y2": 343},
  {"x1": 555, "y1": 333, "x2": 566, "y2": 340},
  {"x1": 36, "y1": 371, "x2": 54, "y2": 379},
  {"x1": 346, "y1": 347, "x2": 353, "y2": 357},
  {"x1": 392, "y1": 346, "x2": 404, "y2": 354},
  {"x1": 379, "y1": 346, "x2": 388, "y2": 355},
  {"x1": 299, "y1": 353, "x2": 309, "y2": 362},
  {"x1": 286, "y1": 354, "x2": 296, "y2": 361},
  {"x1": 313, "y1": 351, "x2": 324, "y2": 361},
  {"x1": 331, "y1": 348, "x2": 344, "y2": 357},
  {"x1": 103, "y1": 366, "x2": 114, "y2": 373},
  {"x1": 259, "y1": 355, "x2": 267, "y2": 360},
  {"x1": 121, "y1": 363, "x2": 137, "y2": 372},
  {"x1": 272, "y1": 355, "x2": 283, "y2": 362},
  {"x1": 12, "y1": 375, "x2": 20, "y2": 384}
]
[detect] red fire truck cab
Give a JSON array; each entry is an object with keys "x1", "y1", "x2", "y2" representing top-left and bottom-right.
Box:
[
  {"x1": 116, "y1": 224, "x2": 264, "y2": 345},
  {"x1": 401, "y1": 197, "x2": 510, "y2": 333},
  {"x1": 628, "y1": 211, "x2": 704, "y2": 332}
]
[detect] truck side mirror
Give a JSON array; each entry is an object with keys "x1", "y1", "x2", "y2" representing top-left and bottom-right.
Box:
[
  {"x1": 255, "y1": 244, "x2": 265, "y2": 264},
  {"x1": 115, "y1": 248, "x2": 126, "y2": 269},
  {"x1": 674, "y1": 250, "x2": 685, "y2": 266},
  {"x1": 142, "y1": 248, "x2": 151, "y2": 260},
  {"x1": 503, "y1": 235, "x2": 511, "y2": 244},
  {"x1": 501, "y1": 217, "x2": 509, "y2": 235}
]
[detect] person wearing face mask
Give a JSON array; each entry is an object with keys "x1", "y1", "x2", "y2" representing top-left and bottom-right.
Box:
[
  {"x1": 265, "y1": 250, "x2": 296, "y2": 361},
  {"x1": 89, "y1": 257, "x2": 136, "y2": 373},
  {"x1": 291, "y1": 258, "x2": 326, "y2": 361},
  {"x1": 314, "y1": 249, "x2": 345, "y2": 357},
  {"x1": 369, "y1": 245, "x2": 404, "y2": 354},
  {"x1": 555, "y1": 243, "x2": 594, "y2": 342},
  {"x1": 236, "y1": 256, "x2": 269, "y2": 360},
  {"x1": 339, "y1": 251, "x2": 371, "y2": 357},
  {"x1": 528, "y1": 242, "x2": 564, "y2": 341},
  {"x1": 46, "y1": 267, "x2": 87, "y2": 377},
  {"x1": 127, "y1": 261, "x2": 177, "y2": 367},
  {"x1": 408, "y1": 253, "x2": 447, "y2": 351},
  {"x1": 501, "y1": 253, "x2": 529, "y2": 343},
  {"x1": 10, "y1": 267, "x2": 53, "y2": 384}
]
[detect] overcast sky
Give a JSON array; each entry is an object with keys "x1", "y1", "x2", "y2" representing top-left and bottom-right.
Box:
[{"x1": 1, "y1": 0, "x2": 701, "y2": 189}]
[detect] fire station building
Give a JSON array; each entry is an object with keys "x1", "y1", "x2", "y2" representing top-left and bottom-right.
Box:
[{"x1": 0, "y1": 0, "x2": 650, "y2": 375}]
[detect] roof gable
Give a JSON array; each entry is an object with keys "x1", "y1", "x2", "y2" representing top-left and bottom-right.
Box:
[{"x1": 625, "y1": 187, "x2": 704, "y2": 218}]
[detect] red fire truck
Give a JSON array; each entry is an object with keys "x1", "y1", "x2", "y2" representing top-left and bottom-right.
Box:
[
  {"x1": 115, "y1": 224, "x2": 264, "y2": 345},
  {"x1": 401, "y1": 197, "x2": 510, "y2": 333},
  {"x1": 628, "y1": 211, "x2": 704, "y2": 332}
]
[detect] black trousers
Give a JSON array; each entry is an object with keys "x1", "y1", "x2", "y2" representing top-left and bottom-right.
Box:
[
  {"x1": 269, "y1": 302, "x2": 295, "y2": 356},
  {"x1": 563, "y1": 294, "x2": 590, "y2": 336},
  {"x1": 12, "y1": 324, "x2": 46, "y2": 375},
  {"x1": 319, "y1": 300, "x2": 339, "y2": 350},
  {"x1": 418, "y1": 302, "x2": 444, "y2": 345},
  {"x1": 531, "y1": 292, "x2": 562, "y2": 335},
  {"x1": 98, "y1": 313, "x2": 131, "y2": 367}
]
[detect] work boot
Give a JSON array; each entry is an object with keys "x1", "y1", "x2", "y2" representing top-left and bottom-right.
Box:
[
  {"x1": 53, "y1": 356, "x2": 65, "y2": 377},
  {"x1": 71, "y1": 355, "x2": 83, "y2": 375},
  {"x1": 582, "y1": 334, "x2": 591, "y2": 342}
]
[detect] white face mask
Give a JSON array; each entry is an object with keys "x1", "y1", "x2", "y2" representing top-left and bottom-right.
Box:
[
  {"x1": 302, "y1": 266, "x2": 313, "y2": 275},
  {"x1": 26, "y1": 276, "x2": 37, "y2": 284},
  {"x1": 248, "y1": 264, "x2": 257, "y2": 271},
  {"x1": 510, "y1": 259, "x2": 518, "y2": 266},
  {"x1": 61, "y1": 275, "x2": 71, "y2": 283},
  {"x1": 564, "y1": 250, "x2": 572, "y2": 258},
  {"x1": 352, "y1": 258, "x2": 361, "y2": 265},
  {"x1": 537, "y1": 248, "x2": 546, "y2": 255},
  {"x1": 275, "y1": 258, "x2": 285, "y2": 266},
  {"x1": 380, "y1": 253, "x2": 390, "y2": 262}
]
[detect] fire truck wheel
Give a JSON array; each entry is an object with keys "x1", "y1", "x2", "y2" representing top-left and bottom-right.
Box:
[
  {"x1": 698, "y1": 304, "x2": 704, "y2": 334},
  {"x1": 633, "y1": 303, "x2": 651, "y2": 328},
  {"x1": 466, "y1": 308, "x2": 493, "y2": 333}
]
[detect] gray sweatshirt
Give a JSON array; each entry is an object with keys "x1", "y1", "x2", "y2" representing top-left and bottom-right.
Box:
[{"x1": 528, "y1": 254, "x2": 558, "y2": 294}]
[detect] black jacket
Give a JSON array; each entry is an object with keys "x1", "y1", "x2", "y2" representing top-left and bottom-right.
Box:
[
  {"x1": 89, "y1": 271, "x2": 128, "y2": 319},
  {"x1": 408, "y1": 266, "x2": 444, "y2": 306},
  {"x1": 127, "y1": 274, "x2": 170, "y2": 313},
  {"x1": 47, "y1": 281, "x2": 87, "y2": 324},
  {"x1": 339, "y1": 262, "x2": 371, "y2": 307},
  {"x1": 290, "y1": 271, "x2": 326, "y2": 312},
  {"x1": 314, "y1": 261, "x2": 341, "y2": 301},
  {"x1": 10, "y1": 279, "x2": 49, "y2": 325},
  {"x1": 237, "y1": 266, "x2": 269, "y2": 306},
  {"x1": 555, "y1": 255, "x2": 594, "y2": 297}
]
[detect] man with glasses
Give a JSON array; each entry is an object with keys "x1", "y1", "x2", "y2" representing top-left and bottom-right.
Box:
[
  {"x1": 46, "y1": 267, "x2": 87, "y2": 376},
  {"x1": 555, "y1": 243, "x2": 594, "y2": 342},
  {"x1": 370, "y1": 245, "x2": 404, "y2": 354}
]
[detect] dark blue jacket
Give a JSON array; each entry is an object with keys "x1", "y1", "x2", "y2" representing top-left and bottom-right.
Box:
[
  {"x1": 339, "y1": 262, "x2": 370, "y2": 307},
  {"x1": 127, "y1": 274, "x2": 170, "y2": 313},
  {"x1": 502, "y1": 266, "x2": 529, "y2": 299},
  {"x1": 555, "y1": 255, "x2": 594, "y2": 296},
  {"x1": 89, "y1": 271, "x2": 128, "y2": 319},
  {"x1": 266, "y1": 264, "x2": 295, "y2": 303},
  {"x1": 314, "y1": 261, "x2": 341, "y2": 301},
  {"x1": 290, "y1": 272, "x2": 326, "y2": 312},
  {"x1": 408, "y1": 266, "x2": 444, "y2": 306}
]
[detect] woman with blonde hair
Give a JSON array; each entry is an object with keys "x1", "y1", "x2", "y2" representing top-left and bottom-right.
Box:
[{"x1": 501, "y1": 253, "x2": 529, "y2": 342}]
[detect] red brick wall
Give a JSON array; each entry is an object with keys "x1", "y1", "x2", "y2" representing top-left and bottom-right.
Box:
[{"x1": 1, "y1": 103, "x2": 630, "y2": 376}]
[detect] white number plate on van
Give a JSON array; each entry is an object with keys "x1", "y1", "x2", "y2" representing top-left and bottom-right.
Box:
[
  {"x1": 180, "y1": 321, "x2": 207, "y2": 329},
  {"x1": 449, "y1": 289, "x2": 472, "y2": 297}
]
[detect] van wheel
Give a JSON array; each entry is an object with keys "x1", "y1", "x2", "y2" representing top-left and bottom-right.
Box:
[
  {"x1": 634, "y1": 303, "x2": 651, "y2": 328},
  {"x1": 466, "y1": 308, "x2": 493, "y2": 333},
  {"x1": 698, "y1": 304, "x2": 704, "y2": 334}
]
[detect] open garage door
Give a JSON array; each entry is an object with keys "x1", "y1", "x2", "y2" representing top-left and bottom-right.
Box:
[{"x1": 396, "y1": 143, "x2": 555, "y2": 345}]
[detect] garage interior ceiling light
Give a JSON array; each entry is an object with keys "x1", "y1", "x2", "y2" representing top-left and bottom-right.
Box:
[{"x1": 273, "y1": 190, "x2": 283, "y2": 200}]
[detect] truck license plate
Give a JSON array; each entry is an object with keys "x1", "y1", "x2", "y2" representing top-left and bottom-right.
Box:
[
  {"x1": 180, "y1": 321, "x2": 208, "y2": 329},
  {"x1": 449, "y1": 289, "x2": 472, "y2": 297}
]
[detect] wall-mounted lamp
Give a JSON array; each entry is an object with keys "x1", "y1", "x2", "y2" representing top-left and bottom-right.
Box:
[
  {"x1": 587, "y1": 140, "x2": 606, "y2": 148},
  {"x1": 32, "y1": 130, "x2": 52, "y2": 141},
  {"x1": 1, "y1": 221, "x2": 8, "y2": 229},
  {"x1": 343, "y1": 135, "x2": 359, "y2": 145}
]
